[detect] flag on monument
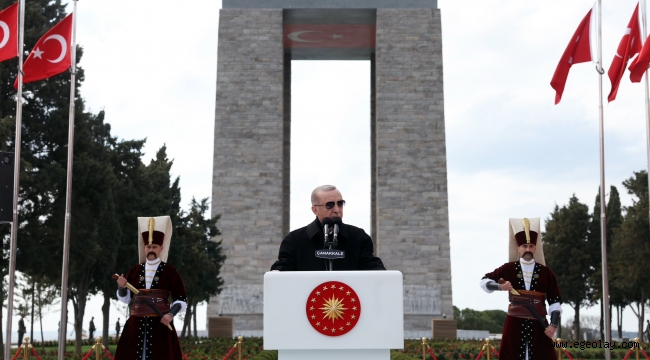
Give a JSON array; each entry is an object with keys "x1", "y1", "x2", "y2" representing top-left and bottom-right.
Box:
[
  {"x1": 607, "y1": 3, "x2": 641, "y2": 102},
  {"x1": 14, "y1": 13, "x2": 73, "y2": 89},
  {"x1": 284, "y1": 24, "x2": 376, "y2": 49},
  {"x1": 550, "y1": 7, "x2": 593, "y2": 105},
  {"x1": 628, "y1": 34, "x2": 650, "y2": 82},
  {"x1": 0, "y1": 3, "x2": 18, "y2": 62}
]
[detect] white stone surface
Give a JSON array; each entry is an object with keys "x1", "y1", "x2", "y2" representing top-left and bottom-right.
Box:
[
  {"x1": 457, "y1": 330, "x2": 490, "y2": 340},
  {"x1": 279, "y1": 349, "x2": 388, "y2": 360},
  {"x1": 264, "y1": 270, "x2": 404, "y2": 350}
]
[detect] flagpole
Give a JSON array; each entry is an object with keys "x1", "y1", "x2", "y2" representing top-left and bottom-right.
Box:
[
  {"x1": 4, "y1": 0, "x2": 25, "y2": 358},
  {"x1": 57, "y1": 1, "x2": 77, "y2": 359},
  {"x1": 596, "y1": 1, "x2": 612, "y2": 359},
  {"x1": 638, "y1": 0, "x2": 650, "y2": 346}
]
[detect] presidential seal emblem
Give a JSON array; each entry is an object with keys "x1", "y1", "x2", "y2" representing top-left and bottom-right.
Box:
[{"x1": 305, "y1": 281, "x2": 361, "y2": 336}]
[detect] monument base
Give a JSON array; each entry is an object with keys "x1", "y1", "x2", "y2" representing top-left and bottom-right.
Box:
[
  {"x1": 279, "y1": 349, "x2": 388, "y2": 360},
  {"x1": 432, "y1": 319, "x2": 457, "y2": 339},
  {"x1": 208, "y1": 317, "x2": 233, "y2": 338}
]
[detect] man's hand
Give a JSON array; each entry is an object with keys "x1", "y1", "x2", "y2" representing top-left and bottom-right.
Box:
[
  {"x1": 545, "y1": 325, "x2": 557, "y2": 339},
  {"x1": 161, "y1": 314, "x2": 174, "y2": 326},
  {"x1": 116, "y1": 274, "x2": 127, "y2": 289},
  {"x1": 499, "y1": 281, "x2": 513, "y2": 291}
]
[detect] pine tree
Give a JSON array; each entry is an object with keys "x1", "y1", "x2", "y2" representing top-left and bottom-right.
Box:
[
  {"x1": 544, "y1": 195, "x2": 593, "y2": 341},
  {"x1": 587, "y1": 186, "x2": 623, "y2": 340},
  {"x1": 0, "y1": 0, "x2": 148, "y2": 354},
  {"x1": 175, "y1": 198, "x2": 225, "y2": 337},
  {"x1": 0, "y1": 0, "x2": 68, "y2": 351},
  {"x1": 610, "y1": 171, "x2": 650, "y2": 338}
]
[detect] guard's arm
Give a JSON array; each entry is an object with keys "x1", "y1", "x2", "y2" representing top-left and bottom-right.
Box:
[
  {"x1": 549, "y1": 310, "x2": 561, "y2": 327},
  {"x1": 485, "y1": 281, "x2": 501, "y2": 291},
  {"x1": 168, "y1": 303, "x2": 182, "y2": 317},
  {"x1": 479, "y1": 277, "x2": 500, "y2": 293},
  {"x1": 116, "y1": 287, "x2": 131, "y2": 304}
]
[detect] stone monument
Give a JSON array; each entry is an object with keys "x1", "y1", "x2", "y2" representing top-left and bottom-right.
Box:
[{"x1": 209, "y1": 0, "x2": 451, "y2": 338}]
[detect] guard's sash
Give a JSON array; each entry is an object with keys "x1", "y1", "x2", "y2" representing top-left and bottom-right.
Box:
[
  {"x1": 507, "y1": 290, "x2": 547, "y2": 321},
  {"x1": 131, "y1": 289, "x2": 171, "y2": 317}
]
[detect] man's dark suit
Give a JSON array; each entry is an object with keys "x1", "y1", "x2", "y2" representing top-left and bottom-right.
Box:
[{"x1": 271, "y1": 218, "x2": 386, "y2": 271}]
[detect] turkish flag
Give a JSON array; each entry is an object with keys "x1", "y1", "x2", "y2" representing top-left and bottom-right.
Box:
[
  {"x1": 628, "y1": 34, "x2": 650, "y2": 82},
  {"x1": 284, "y1": 24, "x2": 375, "y2": 49},
  {"x1": 14, "y1": 13, "x2": 73, "y2": 89},
  {"x1": 550, "y1": 8, "x2": 592, "y2": 105},
  {"x1": 607, "y1": 4, "x2": 641, "y2": 102},
  {"x1": 0, "y1": 3, "x2": 18, "y2": 62}
]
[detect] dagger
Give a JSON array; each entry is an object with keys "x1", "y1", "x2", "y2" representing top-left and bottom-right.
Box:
[
  {"x1": 112, "y1": 274, "x2": 173, "y2": 331},
  {"x1": 498, "y1": 278, "x2": 521, "y2": 296}
]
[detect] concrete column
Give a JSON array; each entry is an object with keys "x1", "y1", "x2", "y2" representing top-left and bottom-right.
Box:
[
  {"x1": 208, "y1": 8, "x2": 286, "y2": 336},
  {"x1": 370, "y1": 53, "x2": 377, "y2": 255},
  {"x1": 375, "y1": 8, "x2": 453, "y2": 334}
]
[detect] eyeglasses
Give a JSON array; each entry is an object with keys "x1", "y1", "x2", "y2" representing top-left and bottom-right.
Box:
[{"x1": 313, "y1": 200, "x2": 346, "y2": 210}]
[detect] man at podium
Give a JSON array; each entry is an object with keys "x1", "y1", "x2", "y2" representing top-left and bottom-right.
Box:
[{"x1": 271, "y1": 185, "x2": 385, "y2": 271}]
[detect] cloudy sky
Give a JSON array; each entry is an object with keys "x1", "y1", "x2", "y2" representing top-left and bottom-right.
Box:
[{"x1": 4, "y1": 0, "x2": 650, "y2": 339}]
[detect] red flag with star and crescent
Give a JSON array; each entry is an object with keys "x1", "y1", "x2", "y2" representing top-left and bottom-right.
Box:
[
  {"x1": 306, "y1": 281, "x2": 361, "y2": 336},
  {"x1": 14, "y1": 13, "x2": 73, "y2": 89},
  {"x1": 0, "y1": 3, "x2": 18, "y2": 62},
  {"x1": 607, "y1": 3, "x2": 641, "y2": 102},
  {"x1": 550, "y1": 7, "x2": 593, "y2": 105},
  {"x1": 628, "y1": 34, "x2": 650, "y2": 82},
  {"x1": 284, "y1": 24, "x2": 375, "y2": 49}
]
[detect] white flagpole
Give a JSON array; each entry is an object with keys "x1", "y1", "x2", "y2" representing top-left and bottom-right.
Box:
[
  {"x1": 57, "y1": 1, "x2": 78, "y2": 359},
  {"x1": 4, "y1": 0, "x2": 25, "y2": 358},
  {"x1": 642, "y1": 1, "x2": 650, "y2": 303},
  {"x1": 596, "y1": 1, "x2": 612, "y2": 360}
]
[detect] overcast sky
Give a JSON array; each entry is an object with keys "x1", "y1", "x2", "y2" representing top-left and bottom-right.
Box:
[{"x1": 4, "y1": 0, "x2": 650, "y2": 339}]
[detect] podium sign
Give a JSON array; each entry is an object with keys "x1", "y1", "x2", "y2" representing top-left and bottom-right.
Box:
[{"x1": 264, "y1": 270, "x2": 403, "y2": 360}]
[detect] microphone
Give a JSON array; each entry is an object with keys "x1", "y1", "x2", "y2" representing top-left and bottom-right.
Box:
[
  {"x1": 331, "y1": 217, "x2": 342, "y2": 247},
  {"x1": 316, "y1": 217, "x2": 345, "y2": 270},
  {"x1": 322, "y1": 217, "x2": 333, "y2": 246}
]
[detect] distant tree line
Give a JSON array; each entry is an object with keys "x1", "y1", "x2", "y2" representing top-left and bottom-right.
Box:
[
  {"x1": 0, "y1": 0, "x2": 225, "y2": 356},
  {"x1": 544, "y1": 171, "x2": 649, "y2": 341},
  {"x1": 454, "y1": 306, "x2": 507, "y2": 333}
]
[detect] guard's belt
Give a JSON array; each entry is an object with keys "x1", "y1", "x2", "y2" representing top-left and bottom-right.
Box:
[
  {"x1": 131, "y1": 289, "x2": 171, "y2": 317},
  {"x1": 507, "y1": 290, "x2": 547, "y2": 320}
]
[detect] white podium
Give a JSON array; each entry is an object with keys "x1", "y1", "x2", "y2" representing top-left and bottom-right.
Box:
[{"x1": 264, "y1": 271, "x2": 404, "y2": 360}]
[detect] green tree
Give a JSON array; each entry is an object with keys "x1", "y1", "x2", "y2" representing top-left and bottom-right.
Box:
[
  {"x1": 33, "y1": 277, "x2": 59, "y2": 351},
  {"x1": 453, "y1": 306, "x2": 507, "y2": 333},
  {"x1": 0, "y1": 117, "x2": 11, "y2": 351},
  {"x1": 605, "y1": 187, "x2": 625, "y2": 339},
  {"x1": 175, "y1": 198, "x2": 225, "y2": 337},
  {"x1": 0, "y1": 1, "x2": 138, "y2": 354},
  {"x1": 587, "y1": 186, "x2": 623, "y2": 340},
  {"x1": 0, "y1": 0, "x2": 171, "y2": 353},
  {"x1": 610, "y1": 171, "x2": 650, "y2": 338},
  {"x1": 543, "y1": 194, "x2": 593, "y2": 341},
  {"x1": 95, "y1": 138, "x2": 145, "y2": 347},
  {"x1": 100, "y1": 145, "x2": 182, "y2": 347},
  {"x1": 0, "y1": 0, "x2": 69, "y2": 350}
]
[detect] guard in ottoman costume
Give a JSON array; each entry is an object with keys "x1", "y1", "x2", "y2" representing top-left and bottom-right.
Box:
[
  {"x1": 114, "y1": 216, "x2": 187, "y2": 360},
  {"x1": 479, "y1": 218, "x2": 562, "y2": 360}
]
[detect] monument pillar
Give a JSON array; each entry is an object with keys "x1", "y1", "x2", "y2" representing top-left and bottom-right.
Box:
[
  {"x1": 210, "y1": 0, "x2": 451, "y2": 338},
  {"x1": 209, "y1": 8, "x2": 287, "y2": 336},
  {"x1": 374, "y1": 7, "x2": 452, "y2": 335}
]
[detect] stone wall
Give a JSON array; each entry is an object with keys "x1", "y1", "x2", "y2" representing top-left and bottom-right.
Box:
[
  {"x1": 375, "y1": 8, "x2": 453, "y2": 328},
  {"x1": 208, "y1": 8, "x2": 286, "y2": 334},
  {"x1": 209, "y1": 6, "x2": 452, "y2": 335}
]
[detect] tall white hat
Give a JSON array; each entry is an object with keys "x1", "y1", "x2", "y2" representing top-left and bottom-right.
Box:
[
  {"x1": 508, "y1": 217, "x2": 546, "y2": 266},
  {"x1": 137, "y1": 216, "x2": 172, "y2": 263}
]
